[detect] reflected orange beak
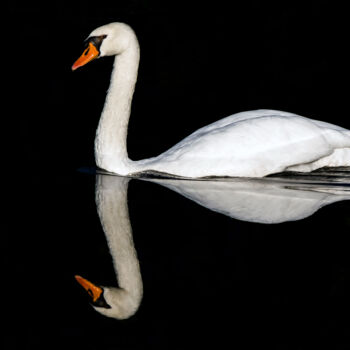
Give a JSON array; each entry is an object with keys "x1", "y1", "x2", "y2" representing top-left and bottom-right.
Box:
[
  {"x1": 72, "y1": 42, "x2": 100, "y2": 71},
  {"x1": 75, "y1": 275, "x2": 103, "y2": 302}
]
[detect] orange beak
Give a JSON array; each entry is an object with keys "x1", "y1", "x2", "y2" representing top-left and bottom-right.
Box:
[
  {"x1": 72, "y1": 42, "x2": 100, "y2": 71},
  {"x1": 75, "y1": 275, "x2": 103, "y2": 302}
]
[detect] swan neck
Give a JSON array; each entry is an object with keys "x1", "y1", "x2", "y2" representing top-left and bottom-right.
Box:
[{"x1": 95, "y1": 38, "x2": 140, "y2": 174}]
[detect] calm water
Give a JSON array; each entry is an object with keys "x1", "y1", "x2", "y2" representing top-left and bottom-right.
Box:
[{"x1": 7, "y1": 168, "x2": 350, "y2": 348}]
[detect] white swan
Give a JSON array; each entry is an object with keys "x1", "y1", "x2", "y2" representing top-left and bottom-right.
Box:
[
  {"x1": 72, "y1": 22, "x2": 350, "y2": 178},
  {"x1": 76, "y1": 175, "x2": 143, "y2": 319}
]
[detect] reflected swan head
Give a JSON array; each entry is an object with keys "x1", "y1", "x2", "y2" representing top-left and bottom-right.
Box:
[{"x1": 75, "y1": 275, "x2": 139, "y2": 320}]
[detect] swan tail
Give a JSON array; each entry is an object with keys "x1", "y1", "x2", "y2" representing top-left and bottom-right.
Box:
[{"x1": 286, "y1": 148, "x2": 350, "y2": 173}]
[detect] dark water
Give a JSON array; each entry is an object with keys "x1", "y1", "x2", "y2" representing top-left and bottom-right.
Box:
[{"x1": 6, "y1": 168, "x2": 350, "y2": 348}]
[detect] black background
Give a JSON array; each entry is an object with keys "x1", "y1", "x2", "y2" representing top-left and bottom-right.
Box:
[{"x1": 5, "y1": 1, "x2": 350, "y2": 349}]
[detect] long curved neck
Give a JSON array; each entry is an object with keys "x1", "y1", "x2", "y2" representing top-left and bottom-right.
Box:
[
  {"x1": 95, "y1": 38, "x2": 140, "y2": 174},
  {"x1": 95, "y1": 175, "x2": 143, "y2": 318}
]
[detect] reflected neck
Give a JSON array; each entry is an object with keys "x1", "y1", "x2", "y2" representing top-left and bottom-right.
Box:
[
  {"x1": 94, "y1": 38, "x2": 140, "y2": 174},
  {"x1": 96, "y1": 175, "x2": 143, "y2": 318}
]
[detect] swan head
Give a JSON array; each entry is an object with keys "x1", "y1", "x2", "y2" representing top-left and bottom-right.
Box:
[
  {"x1": 75, "y1": 275, "x2": 140, "y2": 320},
  {"x1": 72, "y1": 22, "x2": 137, "y2": 71}
]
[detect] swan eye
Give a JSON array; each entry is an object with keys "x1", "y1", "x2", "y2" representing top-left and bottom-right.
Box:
[
  {"x1": 92, "y1": 291, "x2": 112, "y2": 309},
  {"x1": 85, "y1": 35, "x2": 107, "y2": 51}
]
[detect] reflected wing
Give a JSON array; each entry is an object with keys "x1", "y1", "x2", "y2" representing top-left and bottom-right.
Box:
[{"x1": 145, "y1": 176, "x2": 350, "y2": 223}]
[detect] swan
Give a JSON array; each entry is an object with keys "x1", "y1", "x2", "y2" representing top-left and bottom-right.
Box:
[
  {"x1": 72, "y1": 22, "x2": 350, "y2": 178},
  {"x1": 76, "y1": 175, "x2": 143, "y2": 319}
]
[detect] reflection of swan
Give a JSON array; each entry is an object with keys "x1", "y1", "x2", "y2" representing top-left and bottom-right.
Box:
[
  {"x1": 75, "y1": 172, "x2": 349, "y2": 319},
  {"x1": 76, "y1": 175, "x2": 143, "y2": 319},
  {"x1": 72, "y1": 22, "x2": 350, "y2": 178},
  {"x1": 145, "y1": 176, "x2": 350, "y2": 223}
]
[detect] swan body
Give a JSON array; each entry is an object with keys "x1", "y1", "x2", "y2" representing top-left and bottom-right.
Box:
[{"x1": 73, "y1": 23, "x2": 350, "y2": 178}]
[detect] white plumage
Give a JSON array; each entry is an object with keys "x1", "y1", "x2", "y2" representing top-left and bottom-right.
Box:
[
  {"x1": 138, "y1": 109, "x2": 350, "y2": 177},
  {"x1": 74, "y1": 23, "x2": 350, "y2": 178}
]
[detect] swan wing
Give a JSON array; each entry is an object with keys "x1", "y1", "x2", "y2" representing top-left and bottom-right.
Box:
[{"x1": 144, "y1": 110, "x2": 350, "y2": 177}]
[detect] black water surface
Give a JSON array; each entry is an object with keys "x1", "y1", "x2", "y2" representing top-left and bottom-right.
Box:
[{"x1": 5, "y1": 168, "x2": 350, "y2": 349}]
